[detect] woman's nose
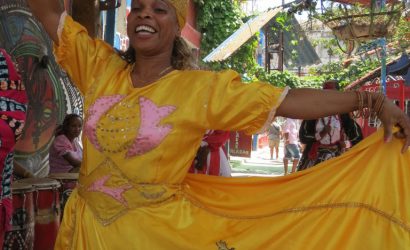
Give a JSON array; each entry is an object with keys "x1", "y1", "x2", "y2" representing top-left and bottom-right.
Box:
[{"x1": 137, "y1": 8, "x2": 152, "y2": 19}]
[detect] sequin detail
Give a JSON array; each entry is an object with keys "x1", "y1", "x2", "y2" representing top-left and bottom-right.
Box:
[
  {"x1": 84, "y1": 95, "x2": 125, "y2": 151},
  {"x1": 126, "y1": 97, "x2": 176, "y2": 157},
  {"x1": 87, "y1": 175, "x2": 133, "y2": 206}
]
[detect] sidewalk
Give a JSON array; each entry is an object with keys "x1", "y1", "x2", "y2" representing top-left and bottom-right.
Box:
[{"x1": 230, "y1": 142, "x2": 286, "y2": 177}]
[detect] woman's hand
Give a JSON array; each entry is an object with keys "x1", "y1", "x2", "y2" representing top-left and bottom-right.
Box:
[{"x1": 377, "y1": 99, "x2": 410, "y2": 153}]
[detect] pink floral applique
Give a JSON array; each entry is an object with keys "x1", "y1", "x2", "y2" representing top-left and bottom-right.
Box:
[
  {"x1": 84, "y1": 95, "x2": 125, "y2": 151},
  {"x1": 126, "y1": 97, "x2": 176, "y2": 158},
  {"x1": 87, "y1": 175, "x2": 133, "y2": 206}
]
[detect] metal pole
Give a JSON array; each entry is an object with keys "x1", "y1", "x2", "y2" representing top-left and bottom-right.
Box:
[
  {"x1": 279, "y1": 29, "x2": 284, "y2": 72},
  {"x1": 265, "y1": 26, "x2": 270, "y2": 73},
  {"x1": 379, "y1": 0, "x2": 387, "y2": 94},
  {"x1": 279, "y1": 0, "x2": 285, "y2": 72},
  {"x1": 105, "y1": 9, "x2": 116, "y2": 46}
]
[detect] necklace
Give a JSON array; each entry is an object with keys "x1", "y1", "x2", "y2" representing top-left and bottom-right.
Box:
[
  {"x1": 158, "y1": 66, "x2": 173, "y2": 76},
  {"x1": 131, "y1": 65, "x2": 174, "y2": 87}
]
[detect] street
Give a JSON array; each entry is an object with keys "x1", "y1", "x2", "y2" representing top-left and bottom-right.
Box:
[{"x1": 230, "y1": 142, "x2": 286, "y2": 177}]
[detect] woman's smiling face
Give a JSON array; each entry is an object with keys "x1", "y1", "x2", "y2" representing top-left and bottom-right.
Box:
[{"x1": 127, "y1": 0, "x2": 180, "y2": 56}]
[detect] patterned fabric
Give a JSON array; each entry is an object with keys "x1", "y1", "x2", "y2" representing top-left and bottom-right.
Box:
[
  {"x1": 1, "y1": 153, "x2": 14, "y2": 199},
  {"x1": 53, "y1": 15, "x2": 410, "y2": 249},
  {"x1": 314, "y1": 116, "x2": 342, "y2": 145},
  {"x1": 0, "y1": 54, "x2": 9, "y2": 80},
  {"x1": 298, "y1": 114, "x2": 363, "y2": 171},
  {"x1": 0, "y1": 48, "x2": 28, "y2": 236}
]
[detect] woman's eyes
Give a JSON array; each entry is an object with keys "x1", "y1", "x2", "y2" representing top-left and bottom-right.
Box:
[
  {"x1": 130, "y1": 7, "x2": 167, "y2": 13},
  {"x1": 154, "y1": 8, "x2": 166, "y2": 13}
]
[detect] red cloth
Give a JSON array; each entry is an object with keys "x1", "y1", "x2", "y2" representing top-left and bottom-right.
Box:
[
  {"x1": 0, "y1": 48, "x2": 28, "y2": 234},
  {"x1": 189, "y1": 130, "x2": 230, "y2": 176}
]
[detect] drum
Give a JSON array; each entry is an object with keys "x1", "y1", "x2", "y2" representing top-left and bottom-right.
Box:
[
  {"x1": 17, "y1": 178, "x2": 61, "y2": 250},
  {"x1": 48, "y1": 173, "x2": 79, "y2": 217},
  {"x1": 3, "y1": 182, "x2": 35, "y2": 250}
]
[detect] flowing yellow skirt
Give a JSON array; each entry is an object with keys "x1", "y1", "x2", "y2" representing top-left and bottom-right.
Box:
[{"x1": 55, "y1": 131, "x2": 410, "y2": 249}]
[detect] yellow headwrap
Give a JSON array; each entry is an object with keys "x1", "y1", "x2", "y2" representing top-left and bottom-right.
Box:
[{"x1": 168, "y1": 0, "x2": 188, "y2": 29}]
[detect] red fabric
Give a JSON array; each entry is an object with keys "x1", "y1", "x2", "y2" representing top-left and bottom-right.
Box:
[
  {"x1": 2, "y1": 199, "x2": 12, "y2": 231},
  {"x1": 189, "y1": 131, "x2": 230, "y2": 176},
  {"x1": 308, "y1": 142, "x2": 320, "y2": 160},
  {"x1": 0, "y1": 48, "x2": 28, "y2": 237},
  {"x1": 206, "y1": 131, "x2": 230, "y2": 176}
]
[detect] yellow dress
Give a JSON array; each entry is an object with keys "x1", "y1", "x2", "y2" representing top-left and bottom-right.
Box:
[{"x1": 53, "y1": 14, "x2": 410, "y2": 249}]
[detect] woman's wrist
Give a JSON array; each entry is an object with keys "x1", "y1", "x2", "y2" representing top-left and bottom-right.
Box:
[{"x1": 354, "y1": 91, "x2": 386, "y2": 118}]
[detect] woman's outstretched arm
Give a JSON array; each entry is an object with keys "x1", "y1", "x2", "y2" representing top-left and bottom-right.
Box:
[
  {"x1": 276, "y1": 89, "x2": 358, "y2": 119},
  {"x1": 276, "y1": 88, "x2": 410, "y2": 152},
  {"x1": 27, "y1": 0, "x2": 63, "y2": 43}
]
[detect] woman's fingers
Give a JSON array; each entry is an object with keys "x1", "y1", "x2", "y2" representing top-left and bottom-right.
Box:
[
  {"x1": 375, "y1": 98, "x2": 410, "y2": 153},
  {"x1": 394, "y1": 130, "x2": 406, "y2": 139},
  {"x1": 383, "y1": 124, "x2": 393, "y2": 143},
  {"x1": 385, "y1": 105, "x2": 410, "y2": 152}
]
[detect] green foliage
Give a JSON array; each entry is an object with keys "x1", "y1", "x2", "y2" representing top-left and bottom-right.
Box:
[
  {"x1": 311, "y1": 37, "x2": 344, "y2": 59},
  {"x1": 273, "y1": 12, "x2": 291, "y2": 31},
  {"x1": 194, "y1": 1, "x2": 308, "y2": 87},
  {"x1": 299, "y1": 75, "x2": 325, "y2": 89},
  {"x1": 393, "y1": 16, "x2": 410, "y2": 50},
  {"x1": 194, "y1": 0, "x2": 259, "y2": 76},
  {"x1": 308, "y1": 59, "x2": 380, "y2": 88},
  {"x1": 254, "y1": 67, "x2": 301, "y2": 88}
]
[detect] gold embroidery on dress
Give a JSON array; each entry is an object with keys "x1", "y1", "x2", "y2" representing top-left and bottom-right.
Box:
[
  {"x1": 216, "y1": 240, "x2": 235, "y2": 250},
  {"x1": 78, "y1": 158, "x2": 182, "y2": 226},
  {"x1": 184, "y1": 192, "x2": 410, "y2": 233},
  {"x1": 97, "y1": 99, "x2": 139, "y2": 153},
  {"x1": 138, "y1": 185, "x2": 167, "y2": 200}
]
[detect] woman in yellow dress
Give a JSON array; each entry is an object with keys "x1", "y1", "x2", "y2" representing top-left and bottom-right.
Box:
[{"x1": 27, "y1": 0, "x2": 410, "y2": 249}]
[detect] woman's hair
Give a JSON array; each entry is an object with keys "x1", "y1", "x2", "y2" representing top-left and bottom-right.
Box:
[
  {"x1": 194, "y1": 145, "x2": 209, "y2": 170},
  {"x1": 55, "y1": 113, "x2": 83, "y2": 136},
  {"x1": 119, "y1": 36, "x2": 198, "y2": 70}
]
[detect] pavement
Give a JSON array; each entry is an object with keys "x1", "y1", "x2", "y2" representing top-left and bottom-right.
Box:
[{"x1": 230, "y1": 143, "x2": 287, "y2": 177}]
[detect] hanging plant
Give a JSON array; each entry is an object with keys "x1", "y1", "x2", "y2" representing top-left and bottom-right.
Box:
[{"x1": 316, "y1": 1, "x2": 403, "y2": 43}]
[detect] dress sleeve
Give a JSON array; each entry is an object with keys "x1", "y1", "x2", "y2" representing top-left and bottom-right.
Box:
[
  {"x1": 53, "y1": 135, "x2": 74, "y2": 157},
  {"x1": 53, "y1": 12, "x2": 116, "y2": 94},
  {"x1": 206, "y1": 70, "x2": 288, "y2": 135}
]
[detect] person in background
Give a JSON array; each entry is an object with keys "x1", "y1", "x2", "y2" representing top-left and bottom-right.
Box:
[
  {"x1": 297, "y1": 80, "x2": 363, "y2": 171},
  {"x1": 282, "y1": 118, "x2": 301, "y2": 175},
  {"x1": 49, "y1": 113, "x2": 83, "y2": 173},
  {"x1": 267, "y1": 118, "x2": 281, "y2": 160},
  {"x1": 0, "y1": 48, "x2": 28, "y2": 245},
  {"x1": 27, "y1": 0, "x2": 410, "y2": 248},
  {"x1": 189, "y1": 130, "x2": 231, "y2": 177}
]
